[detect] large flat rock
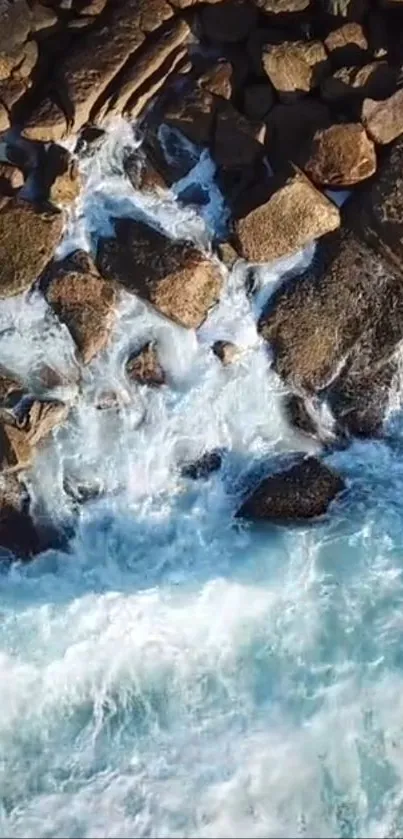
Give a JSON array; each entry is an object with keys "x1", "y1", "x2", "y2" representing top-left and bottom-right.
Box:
[
  {"x1": 0, "y1": 199, "x2": 63, "y2": 297},
  {"x1": 97, "y1": 219, "x2": 222, "y2": 329}
]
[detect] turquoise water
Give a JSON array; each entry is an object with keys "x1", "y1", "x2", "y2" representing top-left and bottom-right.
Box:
[{"x1": 0, "y1": 121, "x2": 403, "y2": 838}]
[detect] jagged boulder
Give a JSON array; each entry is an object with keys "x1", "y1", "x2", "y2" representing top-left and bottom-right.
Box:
[
  {"x1": 262, "y1": 40, "x2": 328, "y2": 102},
  {"x1": 97, "y1": 219, "x2": 222, "y2": 329},
  {"x1": 126, "y1": 341, "x2": 165, "y2": 386},
  {"x1": 304, "y1": 123, "x2": 376, "y2": 187},
  {"x1": 236, "y1": 456, "x2": 345, "y2": 521},
  {"x1": 362, "y1": 89, "x2": 403, "y2": 145}
]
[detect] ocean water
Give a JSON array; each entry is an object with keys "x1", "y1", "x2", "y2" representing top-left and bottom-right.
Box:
[{"x1": 1, "y1": 120, "x2": 403, "y2": 838}]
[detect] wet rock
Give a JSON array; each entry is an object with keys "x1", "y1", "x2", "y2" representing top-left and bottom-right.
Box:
[
  {"x1": 0, "y1": 366, "x2": 25, "y2": 413},
  {"x1": 212, "y1": 340, "x2": 241, "y2": 365},
  {"x1": 124, "y1": 149, "x2": 167, "y2": 193},
  {"x1": 235, "y1": 168, "x2": 340, "y2": 264},
  {"x1": 324, "y1": 22, "x2": 368, "y2": 68},
  {"x1": 162, "y1": 86, "x2": 217, "y2": 146},
  {"x1": 326, "y1": 356, "x2": 394, "y2": 437},
  {"x1": 362, "y1": 89, "x2": 403, "y2": 145},
  {"x1": 40, "y1": 144, "x2": 81, "y2": 207},
  {"x1": 213, "y1": 101, "x2": 266, "y2": 168},
  {"x1": 97, "y1": 219, "x2": 222, "y2": 329},
  {"x1": 0, "y1": 162, "x2": 24, "y2": 194},
  {"x1": 243, "y1": 82, "x2": 274, "y2": 119},
  {"x1": 265, "y1": 100, "x2": 331, "y2": 171},
  {"x1": 236, "y1": 455, "x2": 345, "y2": 521},
  {"x1": 0, "y1": 473, "x2": 40, "y2": 559},
  {"x1": 321, "y1": 61, "x2": 396, "y2": 105},
  {"x1": 0, "y1": 422, "x2": 33, "y2": 472},
  {"x1": 304, "y1": 123, "x2": 376, "y2": 187},
  {"x1": 126, "y1": 341, "x2": 165, "y2": 387},
  {"x1": 44, "y1": 250, "x2": 117, "y2": 365},
  {"x1": 352, "y1": 134, "x2": 403, "y2": 270},
  {"x1": 216, "y1": 241, "x2": 239, "y2": 270},
  {"x1": 0, "y1": 102, "x2": 9, "y2": 132},
  {"x1": 258, "y1": 226, "x2": 403, "y2": 435},
  {"x1": 198, "y1": 61, "x2": 233, "y2": 100},
  {"x1": 182, "y1": 450, "x2": 222, "y2": 480},
  {"x1": 17, "y1": 398, "x2": 69, "y2": 446},
  {"x1": 283, "y1": 392, "x2": 321, "y2": 439},
  {"x1": 262, "y1": 40, "x2": 328, "y2": 102},
  {"x1": 0, "y1": 198, "x2": 63, "y2": 297},
  {"x1": 319, "y1": 0, "x2": 368, "y2": 18},
  {"x1": 200, "y1": 1, "x2": 257, "y2": 43}
]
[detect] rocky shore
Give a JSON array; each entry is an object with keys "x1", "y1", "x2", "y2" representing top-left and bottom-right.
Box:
[{"x1": 1, "y1": 0, "x2": 403, "y2": 556}]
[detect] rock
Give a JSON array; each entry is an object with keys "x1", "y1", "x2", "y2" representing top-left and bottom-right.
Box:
[
  {"x1": 326, "y1": 356, "x2": 394, "y2": 437},
  {"x1": 124, "y1": 149, "x2": 167, "y2": 193},
  {"x1": 0, "y1": 199, "x2": 63, "y2": 297},
  {"x1": 212, "y1": 340, "x2": 241, "y2": 365},
  {"x1": 235, "y1": 168, "x2": 340, "y2": 264},
  {"x1": 262, "y1": 40, "x2": 328, "y2": 102},
  {"x1": 0, "y1": 366, "x2": 24, "y2": 409},
  {"x1": 22, "y1": 0, "x2": 175, "y2": 140},
  {"x1": 200, "y1": 1, "x2": 257, "y2": 43},
  {"x1": 258, "y1": 226, "x2": 403, "y2": 434},
  {"x1": 265, "y1": 100, "x2": 331, "y2": 170},
  {"x1": 0, "y1": 0, "x2": 31, "y2": 54},
  {"x1": 0, "y1": 473, "x2": 40, "y2": 559},
  {"x1": 181, "y1": 450, "x2": 222, "y2": 480},
  {"x1": 97, "y1": 219, "x2": 222, "y2": 329},
  {"x1": 254, "y1": 0, "x2": 310, "y2": 10},
  {"x1": 216, "y1": 241, "x2": 239, "y2": 270},
  {"x1": 324, "y1": 22, "x2": 368, "y2": 68},
  {"x1": 0, "y1": 102, "x2": 9, "y2": 132},
  {"x1": 101, "y1": 18, "x2": 190, "y2": 119},
  {"x1": 321, "y1": 61, "x2": 396, "y2": 105},
  {"x1": 0, "y1": 423, "x2": 33, "y2": 472},
  {"x1": 283, "y1": 392, "x2": 321, "y2": 439},
  {"x1": 162, "y1": 86, "x2": 217, "y2": 146},
  {"x1": 213, "y1": 101, "x2": 266, "y2": 168},
  {"x1": 352, "y1": 134, "x2": 403, "y2": 270},
  {"x1": 16, "y1": 40, "x2": 38, "y2": 79},
  {"x1": 18, "y1": 398, "x2": 69, "y2": 446},
  {"x1": 198, "y1": 61, "x2": 233, "y2": 100},
  {"x1": 126, "y1": 341, "x2": 165, "y2": 386},
  {"x1": 39, "y1": 144, "x2": 81, "y2": 206},
  {"x1": 243, "y1": 82, "x2": 275, "y2": 119},
  {"x1": 236, "y1": 456, "x2": 345, "y2": 521},
  {"x1": 22, "y1": 97, "x2": 68, "y2": 142},
  {"x1": 79, "y1": 0, "x2": 108, "y2": 14},
  {"x1": 124, "y1": 45, "x2": 189, "y2": 119},
  {"x1": 362, "y1": 89, "x2": 403, "y2": 145},
  {"x1": 0, "y1": 162, "x2": 24, "y2": 194},
  {"x1": 44, "y1": 250, "x2": 117, "y2": 365},
  {"x1": 304, "y1": 123, "x2": 376, "y2": 187},
  {"x1": 31, "y1": 1, "x2": 58, "y2": 32}
]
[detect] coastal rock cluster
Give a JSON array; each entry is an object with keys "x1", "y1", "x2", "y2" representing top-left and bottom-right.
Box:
[{"x1": 1, "y1": 0, "x2": 403, "y2": 553}]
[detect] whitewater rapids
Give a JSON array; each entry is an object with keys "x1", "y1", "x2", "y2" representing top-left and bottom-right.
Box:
[{"x1": 1, "y1": 120, "x2": 403, "y2": 838}]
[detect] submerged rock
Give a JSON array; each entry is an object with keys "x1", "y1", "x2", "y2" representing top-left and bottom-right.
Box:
[
  {"x1": 44, "y1": 250, "x2": 117, "y2": 365},
  {"x1": 0, "y1": 473, "x2": 41, "y2": 559},
  {"x1": 181, "y1": 450, "x2": 222, "y2": 480},
  {"x1": 0, "y1": 199, "x2": 63, "y2": 297},
  {"x1": 97, "y1": 219, "x2": 222, "y2": 329},
  {"x1": 212, "y1": 340, "x2": 241, "y2": 366},
  {"x1": 126, "y1": 341, "x2": 166, "y2": 387},
  {"x1": 236, "y1": 456, "x2": 345, "y2": 521}
]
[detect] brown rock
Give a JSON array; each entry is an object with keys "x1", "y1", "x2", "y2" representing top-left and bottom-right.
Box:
[
  {"x1": 265, "y1": 100, "x2": 331, "y2": 170},
  {"x1": 262, "y1": 40, "x2": 328, "y2": 102},
  {"x1": 362, "y1": 89, "x2": 403, "y2": 145},
  {"x1": 352, "y1": 134, "x2": 403, "y2": 271},
  {"x1": 41, "y1": 145, "x2": 81, "y2": 207},
  {"x1": 254, "y1": 0, "x2": 310, "y2": 10},
  {"x1": 97, "y1": 219, "x2": 222, "y2": 329},
  {"x1": 235, "y1": 168, "x2": 340, "y2": 264},
  {"x1": 15, "y1": 40, "x2": 38, "y2": 79},
  {"x1": 216, "y1": 241, "x2": 239, "y2": 270},
  {"x1": 163, "y1": 86, "x2": 217, "y2": 146},
  {"x1": 124, "y1": 150, "x2": 167, "y2": 193},
  {"x1": 304, "y1": 123, "x2": 376, "y2": 187},
  {"x1": 31, "y1": 2, "x2": 58, "y2": 32},
  {"x1": 212, "y1": 340, "x2": 241, "y2": 365},
  {"x1": 18, "y1": 398, "x2": 69, "y2": 446},
  {"x1": 258, "y1": 225, "x2": 403, "y2": 430},
  {"x1": 198, "y1": 61, "x2": 233, "y2": 100},
  {"x1": 324, "y1": 22, "x2": 368, "y2": 68},
  {"x1": 0, "y1": 0, "x2": 31, "y2": 53},
  {"x1": 243, "y1": 82, "x2": 274, "y2": 119},
  {"x1": 0, "y1": 423, "x2": 33, "y2": 472},
  {"x1": 125, "y1": 46, "x2": 188, "y2": 119},
  {"x1": 126, "y1": 341, "x2": 165, "y2": 386},
  {"x1": 236, "y1": 456, "x2": 345, "y2": 521},
  {"x1": 319, "y1": 0, "x2": 368, "y2": 18},
  {"x1": 22, "y1": 97, "x2": 68, "y2": 142},
  {"x1": 213, "y1": 101, "x2": 266, "y2": 168},
  {"x1": 321, "y1": 61, "x2": 396, "y2": 104},
  {"x1": 79, "y1": 0, "x2": 108, "y2": 14},
  {"x1": 0, "y1": 162, "x2": 24, "y2": 194},
  {"x1": 102, "y1": 18, "x2": 190, "y2": 119},
  {"x1": 0, "y1": 199, "x2": 63, "y2": 297},
  {"x1": 0, "y1": 366, "x2": 24, "y2": 408},
  {"x1": 0, "y1": 102, "x2": 9, "y2": 132},
  {"x1": 44, "y1": 250, "x2": 117, "y2": 364},
  {"x1": 200, "y1": 1, "x2": 257, "y2": 43}
]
